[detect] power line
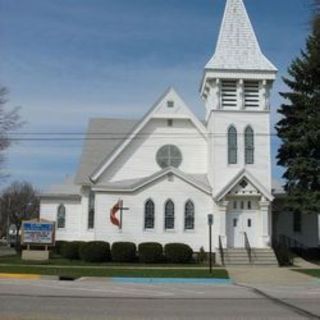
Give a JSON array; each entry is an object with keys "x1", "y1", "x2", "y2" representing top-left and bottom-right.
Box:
[{"x1": 9, "y1": 132, "x2": 279, "y2": 136}]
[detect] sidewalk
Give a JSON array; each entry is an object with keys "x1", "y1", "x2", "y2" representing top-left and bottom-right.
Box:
[{"x1": 227, "y1": 266, "x2": 319, "y2": 287}]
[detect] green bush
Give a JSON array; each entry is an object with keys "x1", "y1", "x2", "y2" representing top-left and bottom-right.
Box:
[
  {"x1": 111, "y1": 242, "x2": 136, "y2": 262},
  {"x1": 53, "y1": 240, "x2": 67, "y2": 255},
  {"x1": 138, "y1": 242, "x2": 163, "y2": 263},
  {"x1": 61, "y1": 241, "x2": 85, "y2": 260},
  {"x1": 164, "y1": 243, "x2": 193, "y2": 263},
  {"x1": 79, "y1": 241, "x2": 111, "y2": 262}
]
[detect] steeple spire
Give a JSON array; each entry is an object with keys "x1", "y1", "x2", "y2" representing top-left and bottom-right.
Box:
[{"x1": 205, "y1": 0, "x2": 277, "y2": 72}]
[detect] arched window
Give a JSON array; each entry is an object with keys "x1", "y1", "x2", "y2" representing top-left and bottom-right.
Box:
[
  {"x1": 57, "y1": 204, "x2": 66, "y2": 229},
  {"x1": 228, "y1": 126, "x2": 238, "y2": 164},
  {"x1": 164, "y1": 200, "x2": 175, "y2": 230},
  {"x1": 245, "y1": 126, "x2": 254, "y2": 164},
  {"x1": 184, "y1": 200, "x2": 195, "y2": 230},
  {"x1": 88, "y1": 191, "x2": 95, "y2": 229},
  {"x1": 144, "y1": 200, "x2": 155, "y2": 229}
]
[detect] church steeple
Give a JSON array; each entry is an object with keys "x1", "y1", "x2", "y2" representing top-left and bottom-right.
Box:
[
  {"x1": 200, "y1": 0, "x2": 277, "y2": 119},
  {"x1": 206, "y1": 0, "x2": 276, "y2": 72}
]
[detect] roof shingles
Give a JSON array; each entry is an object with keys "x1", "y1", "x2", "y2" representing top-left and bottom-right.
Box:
[
  {"x1": 206, "y1": 0, "x2": 277, "y2": 72},
  {"x1": 74, "y1": 118, "x2": 138, "y2": 184}
]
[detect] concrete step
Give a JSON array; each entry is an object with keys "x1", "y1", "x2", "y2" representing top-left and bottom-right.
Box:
[
  {"x1": 225, "y1": 257, "x2": 250, "y2": 261},
  {"x1": 225, "y1": 254, "x2": 250, "y2": 258},
  {"x1": 220, "y1": 248, "x2": 279, "y2": 266}
]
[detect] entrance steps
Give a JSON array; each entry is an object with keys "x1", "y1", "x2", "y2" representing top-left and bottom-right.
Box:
[{"x1": 222, "y1": 248, "x2": 278, "y2": 266}]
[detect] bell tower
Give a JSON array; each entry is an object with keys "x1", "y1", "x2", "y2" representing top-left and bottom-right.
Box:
[{"x1": 201, "y1": 0, "x2": 277, "y2": 195}]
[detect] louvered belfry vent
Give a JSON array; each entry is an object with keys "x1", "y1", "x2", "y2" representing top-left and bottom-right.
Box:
[
  {"x1": 244, "y1": 81, "x2": 260, "y2": 108},
  {"x1": 221, "y1": 80, "x2": 237, "y2": 108}
]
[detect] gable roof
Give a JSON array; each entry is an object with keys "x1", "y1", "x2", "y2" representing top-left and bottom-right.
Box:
[
  {"x1": 214, "y1": 169, "x2": 274, "y2": 202},
  {"x1": 205, "y1": 0, "x2": 277, "y2": 72},
  {"x1": 40, "y1": 176, "x2": 82, "y2": 200},
  {"x1": 74, "y1": 118, "x2": 138, "y2": 184},
  {"x1": 92, "y1": 167, "x2": 212, "y2": 195},
  {"x1": 90, "y1": 87, "x2": 207, "y2": 183}
]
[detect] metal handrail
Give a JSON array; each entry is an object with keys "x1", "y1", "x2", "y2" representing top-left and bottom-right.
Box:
[
  {"x1": 244, "y1": 232, "x2": 252, "y2": 264},
  {"x1": 279, "y1": 234, "x2": 308, "y2": 260},
  {"x1": 272, "y1": 235, "x2": 294, "y2": 266},
  {"x1": 219, "y1": 236, "x2": 225, "y2": 266}
]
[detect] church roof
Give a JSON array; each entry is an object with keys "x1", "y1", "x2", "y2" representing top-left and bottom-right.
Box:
[
  {"x1": 40, "y1": 176, "x2": 82, "y2": 200},
  {"x1": 92, "y1": 167, "x2": 212, "y2": 194},
  {"x1": 214, "y1": 169, "x2": 274, "y2": 202},
  {"x1": 89, "y1": 88, "x2": 207, "y2": 183},
  {"x1": 205, "y1": 0, "x2": 277, "y2": 72},
  {"x1": 75, "y1": 118, "x2": 138, "y2": 184}
]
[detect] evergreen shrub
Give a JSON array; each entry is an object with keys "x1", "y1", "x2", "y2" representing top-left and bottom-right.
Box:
[
  {"x1": 79, "y1": 241, "x2": 111, "y2": 262},
  {"x1": 138, "y1": 242, "x2": 163, "y2": 263},
  {"x1": 164, "y1": 243, "x2": 193, "y2": 263},
  {"x1": 111, "y1": 242, "x2": 136, "y2": 262},
  {"x1": 61, "y1": 241, "x2": 85, "y2": 260}
]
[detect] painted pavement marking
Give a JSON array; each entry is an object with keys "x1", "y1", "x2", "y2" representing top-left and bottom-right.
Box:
[{"x1": 0, "y1": 273, "x2": 40, "y2": 280}]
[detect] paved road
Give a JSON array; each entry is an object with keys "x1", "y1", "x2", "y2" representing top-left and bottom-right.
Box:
[{"x1": 0, "y1": 278, "x2": 320, "y2": 320}]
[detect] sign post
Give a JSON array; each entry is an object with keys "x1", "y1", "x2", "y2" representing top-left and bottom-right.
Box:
[{"x1": 207, "y1": 214, "x2": 214, "y2": 274}]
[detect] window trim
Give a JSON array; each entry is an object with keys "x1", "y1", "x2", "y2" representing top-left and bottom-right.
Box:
[
  {"x1": 88, "y1": 191, "x2": 95, "y2": 230},
  {"x1": 244, "y1": 126, "x2": 255, "y2": 165},
  {"x1": 167, "y1": 100, "x2": 174, "y2": 108},
  {"x1": 184, "y1": 200, "x2": 195, "y2": 231},
  {"x1": 57, "y1": 204, "x2": 66, "y2": 229},
  {"x1": 228, "y1": 125, "x2": 238, "y2": 165},
  {"x1": 164, "y1": 199, "x2": 175, "y2": 231},
  {"x1": 144, "y1": 199, "x2": 155, "y2": 230},
  {"x1": 156, "y1": 145, "x2": 182, "y2": 169}
]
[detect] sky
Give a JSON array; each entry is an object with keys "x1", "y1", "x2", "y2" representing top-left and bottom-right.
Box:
[{"x1": 0, "y1": 0, "x2": 313, "y2": 191}]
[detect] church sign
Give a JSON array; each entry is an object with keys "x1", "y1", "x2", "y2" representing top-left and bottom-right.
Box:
[{"x1": 21, "y1": 220, "x2": 55, "y2": 246}]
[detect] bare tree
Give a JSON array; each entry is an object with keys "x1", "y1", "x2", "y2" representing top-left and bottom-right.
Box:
[
  {"x1": 0, "y1": 181, "x2": 39, "y2": 248},
  {"x1": 0, "y1": 86, "x2": 23, "y2": 179}
]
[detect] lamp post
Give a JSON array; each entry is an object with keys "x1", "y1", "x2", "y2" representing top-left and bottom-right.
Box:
[{"x1": 207, "y1": 214, "x2": 214, "y2": 274}]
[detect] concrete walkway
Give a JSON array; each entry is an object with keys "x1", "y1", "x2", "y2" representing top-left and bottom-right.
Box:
[
  {"x1": 227, "y1": 266, "x2": 319, "y2": 286},
  {"x1": 293, "y1": 257, "x2": 320, "y2": 269},
  {"x1": 0, "y1": 247, "x2": 15, "y2": 257}
]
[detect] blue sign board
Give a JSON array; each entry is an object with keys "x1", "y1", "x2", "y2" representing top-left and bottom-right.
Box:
[{"x1": 22, "y1": 221, "x2": 55, "y2": 245}]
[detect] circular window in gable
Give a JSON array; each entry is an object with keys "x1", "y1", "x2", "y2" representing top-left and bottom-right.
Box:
[{"x1": 156, "y1": 145, "x2": 182, "y2": 169}]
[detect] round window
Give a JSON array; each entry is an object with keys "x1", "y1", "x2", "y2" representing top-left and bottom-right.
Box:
[{"x1": 156, "y1": 145, "x2": 182, "y2": 169}]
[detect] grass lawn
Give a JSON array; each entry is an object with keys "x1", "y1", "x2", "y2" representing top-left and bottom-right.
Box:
[
  {"x1": 0, "y1": 255, "x2": 228, "y2": 278},
  {"x1": 0, "y1": 265, "x2": 228, "y2": 279},
  {"x1": 293, "y1": 269, "x2": 320, "y2": 279}
]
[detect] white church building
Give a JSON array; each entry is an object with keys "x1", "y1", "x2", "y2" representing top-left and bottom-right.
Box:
[{"x1": 40, "y1": 0, "x2": 319, "y2": 262}]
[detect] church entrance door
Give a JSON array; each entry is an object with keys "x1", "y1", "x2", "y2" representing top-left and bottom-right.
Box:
[{"x1": 227, "y1": 212, "x2": 256, "y2": 248}]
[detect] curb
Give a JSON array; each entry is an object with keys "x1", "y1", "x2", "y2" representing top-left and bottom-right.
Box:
[
  {"x1": 0, "y1": 273, "x2": 41, "y2": 280},
  {"x1": 111, "y1": 277, "x2": 233, "y2": 285}
]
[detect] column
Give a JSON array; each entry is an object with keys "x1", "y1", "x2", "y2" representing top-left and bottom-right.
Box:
[
  {"x1": 216, "y1": 79, "x2": 221, "y2": 110},
  {"x1": 262, "y1": 80, "x2": 270, "y2": 110},
  {"x1": 237, "y1": 79, "x2": 244, "y2": 110},
  {"x1": 218, "y1": 201, "x2": 229, "y2": 248},
  {"x1": 260, "y1": 199, "x2": 271, "y2": 247}
]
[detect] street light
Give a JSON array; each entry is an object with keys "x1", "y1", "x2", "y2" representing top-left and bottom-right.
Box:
[{"x1": 207, "y1": 214, "x2": 214, "y2": 274}]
